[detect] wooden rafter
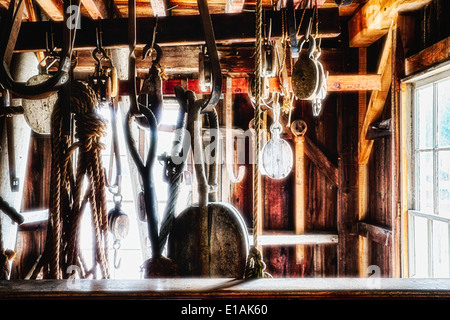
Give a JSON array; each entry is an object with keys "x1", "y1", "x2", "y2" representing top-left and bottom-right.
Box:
[
  {"x1": 358, "y1": 24, "x2": 393, "y2": 164},
  {"x1": 14, "y1": 8, "x2": 340, "y2": 50},
  {"x1": 81, "y1": 0, "x2": 112, "y2": 19},
  {"x1": 348, "y1": 0, "x2": 431, "y2": 47},
  {"x1": 405, "y1": 36, "x2": 450, "y2": 76},
  {"x1": 34, "y1": 0, "x2": 63, "y2": 21}
]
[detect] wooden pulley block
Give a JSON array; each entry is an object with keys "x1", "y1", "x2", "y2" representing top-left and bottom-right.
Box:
[
  {"x1": 137, "y1": 44, "x2": 164, "y2": 128},
  {"x1": 292, "y1": 35, "x2": 319, "y2": 100},
  {"x1": 108, "y1": 200, "x2": 130, "y2": 241},
  {"x1": 21, "y1": 74, "x2": 58, "y2": 134},
  {"x1": 260, "y1": 92, "x2": 293, "y2": 179},
  {"x1": 261, "y1": 42, "x2": 277, "y2": 78},
  {"x1": 168, "y1": 103, "x2": 248, "y2": 277},
  {"x1": 90, "y1": 65, "x2": 117, "y2": 105},
  {"x1": 247, "y1": 75, "x2": 270, "y2": 102},
  {"x1": 199, "y1": 49, "x2": 212, "y2": 92}
]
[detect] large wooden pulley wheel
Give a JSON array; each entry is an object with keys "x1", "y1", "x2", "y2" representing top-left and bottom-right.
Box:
[{"x1": 292, "y1": 35, "x2": 319, "y2": 100}]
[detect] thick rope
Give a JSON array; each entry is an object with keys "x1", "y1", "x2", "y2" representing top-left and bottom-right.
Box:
[
  {"x1": 245, "y1": 0, "x2": 271, "y2": 279},
  {"x1": 68, "y1": 81, "x2": 110, "y2": 279},
  {"x1": 31, "y1": 81, "x2": 110, "y2": 279}
]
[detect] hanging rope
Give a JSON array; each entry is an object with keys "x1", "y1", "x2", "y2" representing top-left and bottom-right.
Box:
[
  {"x1": 30, "y1": 81, "x2": 110, "y2": 279},
  {"x1": 244, "y1": 0, "x2": 271, "y2": 279},
  {"x1": 31, "y1": 78, "x2": 73, "y2": 279},
  {"x1": 67, "y1": 81, "x2": 109, "y2": 279}
]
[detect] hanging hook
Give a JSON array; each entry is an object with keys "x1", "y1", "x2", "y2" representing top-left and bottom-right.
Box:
[
  {"x1": 113, "y1": 240, "x2": 122, "y2": 269},
  {"x1": 142, "y1": 15, "x2": 159, "y2": 61}
]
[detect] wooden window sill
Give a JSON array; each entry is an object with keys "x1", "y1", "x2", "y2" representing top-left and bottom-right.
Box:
[{"x1": 1, "y1": 278, "x2": 449, "y2": 299}]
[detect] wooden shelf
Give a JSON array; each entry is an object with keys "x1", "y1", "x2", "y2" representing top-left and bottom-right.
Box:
[{"x1": 1, "y1": 278, "x2": 449, "y2": 299}]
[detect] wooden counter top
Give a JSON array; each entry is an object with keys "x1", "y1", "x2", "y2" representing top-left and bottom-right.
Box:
[{"x1": 1, "y1": 278, "x2": 450, "y2": 300}]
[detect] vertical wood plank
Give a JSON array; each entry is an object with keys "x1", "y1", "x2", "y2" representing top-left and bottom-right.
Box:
[
  {"x1": 294, "y1": 132, "x2": 306, "y2": 264},
  {"x1": 358, "y1": 47, "x2": 370, "y2": 277}
]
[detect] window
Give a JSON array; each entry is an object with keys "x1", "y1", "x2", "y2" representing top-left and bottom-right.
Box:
[
  {"x1": 79, "y1": 98, "x2": 191, "y2": 279},
  {"x1": 408, "y1": 70, "x2": 450, "y2": 278}
]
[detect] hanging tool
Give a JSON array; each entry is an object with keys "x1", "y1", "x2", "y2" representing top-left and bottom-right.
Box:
[
  {"x1": 90, "y1": 24, "x2": 118, "y2": 106},
  {"x1": 108, "y1": 195, "x2": 129, "y2": 269},
  {"x1": 157, "y1": 85, "x2": 192, "y2": 252},
  {"x1": 166, "y1": 0, "x2": 248, "y2": 277},
  {"x1": 196, "y1": 0, "x2": 222, "y2": 113},
  {"x1": 137, "y1": 43, "x2": 164, "y2": 127},
  {"x1": 260, "y1": 92, "x2": 293, "y2": 179},
  {"x1": 124, "y1": 106, "x2": 177, "y2": 277},
  {"x1": 261, "y1": 17, "x2": 277, "y2": 78},
  {"x1": 0, "y1": 0, "x2": 76, "y2": 98},
  {"x1": 21, "y1": 33, "x2": 61, "y2": 134},
  {"x1": 198, "y1": 45, "x2": 212, "y2": 92},
  {"x1": 286, "y1": 0, "x2": 299, "y2": 58},
  {"x1": 167, "y1": 102, "x2": 249, "y2": 277},
  {"x1": 292, "y1": 29, "x2": 320, "y2": 100},
  {"x1": 126, "y1": 0, "x2": 177, "y2": 277},
  {"x1": 311, "y1": 38, "x2": 328, "y2": 117},
  {"x1": 106, "y1": 97, "x2": 129, "y2": 270}
]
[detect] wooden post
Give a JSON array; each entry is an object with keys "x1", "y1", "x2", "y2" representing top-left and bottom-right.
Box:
[
  {"x1": 391, "y1": 21, "x2": 404, "y2": 278},
  {"x1": 400, "y1": 81, "x2": 409, "y2": 277},
  {"x1": 337, "y1": 48, "x2": 360, "y2": 276},
  {"x1": 358, "y1": 47, "x2": 370, "y2": 277},
  {"x1": 221, "y1": 77, "x2": 233, "y2": 203},
  {"x1": 291, "y1": 120, "x2": 307, "y2": 264}
]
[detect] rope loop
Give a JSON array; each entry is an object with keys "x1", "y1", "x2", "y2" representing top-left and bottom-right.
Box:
[
  {"x1": 244, "y1": 246, "x2": 272, "y2": 279},
  {"x1": 73, "y1": 112, "x2": 107, "y2": 152}
]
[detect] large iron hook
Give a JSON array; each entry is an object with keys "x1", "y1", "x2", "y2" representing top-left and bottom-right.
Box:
[{"x1": 0, "y1": 0, "x2": 77, "y2": 99}]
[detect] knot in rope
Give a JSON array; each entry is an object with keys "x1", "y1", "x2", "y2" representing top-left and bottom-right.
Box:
[
  {"x1": 244, "y1": 246, "x2": 272, "y2": 279},
  {"x1": 73, "y1": 112, "x2": 107, "y2": 152}
]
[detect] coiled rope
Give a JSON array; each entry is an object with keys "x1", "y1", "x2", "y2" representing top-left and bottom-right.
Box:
[
  {"x1": 67, "y1": 81, "x2": 109, "y2": 279},
  {"x1": 30, "y1": 81, "x2": 110, "y2": 279}
]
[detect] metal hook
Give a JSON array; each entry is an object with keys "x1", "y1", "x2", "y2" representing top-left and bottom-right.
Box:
[
  {"x1": 143, "y1": 15, "x2": 159, "y2": 61},
  {"x1": 113, "y1": 240, "x2": 122, "y2": 269}
]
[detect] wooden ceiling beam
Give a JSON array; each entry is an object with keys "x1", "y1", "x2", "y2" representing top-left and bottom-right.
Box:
[
  {"x1": 358, "y1": 25, "x2": 393, "y2": 164},
  {"x1": 348, "y1": 0, "x2": 431, "y2": 47},
  {"x1": 13, "y1": 8, "x2": 340, "y2": 51},
  {"x1": 405, "y1": 35, "x2": 450, "y2": 76},
  {"x1": 34, "y1": 0, "x2": 64, "y2": 21},
  {"x1": 81, "y1": 0, "x2": 114, "y2": 19}
]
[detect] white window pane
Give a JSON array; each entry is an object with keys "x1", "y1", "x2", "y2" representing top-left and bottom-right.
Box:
[
  {"x1": 108, "y1": 250, "x2": 143, "y2": 279},
  {"x1": 438, "y1": 150, "x2": 450, "y2": 218},
  {"x1": 160, "y1": 106, "x2": 181, "y2": 126},
  {"x1": 438, "y1": 78, "x2": 450, "y2": 148},
  {"x1": 414, "y1": 216, "x2": 429, "y2": 277},
  {"x1": 432, "y1": 221, "x2": 450, "y2": 278},
  {"x1": 417, "y1": 151, "x2": 434, "y2": 213},
  {"x1": 416, "y1": 85, "x2": 434, "y2": 149}
]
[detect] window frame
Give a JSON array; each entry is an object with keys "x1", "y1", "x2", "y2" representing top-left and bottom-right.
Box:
[{"x1": 406, "y1": 68, "x2": 450, "y2": 278}]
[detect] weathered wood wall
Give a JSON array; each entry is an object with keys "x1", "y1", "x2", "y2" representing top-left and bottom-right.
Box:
[{"x1": 11, "y1": 133, "x2": 50, "y2": 279}]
